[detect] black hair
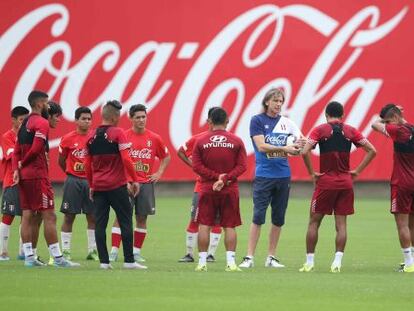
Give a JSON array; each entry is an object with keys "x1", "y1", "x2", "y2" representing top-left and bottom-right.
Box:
[
  {"x1": 27, "y1": 90, "x2": 48, "y2": 107},
  {"x1": 11, "y1": 106, "x2": 29, "y2": 118},
  {"x1": 207, "y1": 106, "x2": 220, "y2": 119},
  {"x1": 210, "y1": 107, "x2": 227, "y2": 125},
  {"x1": 48, "y1": 101, "x2": 62, "y2": 116},
  {"x1": 380, "y1": 103, "x2": 401, "y2": 119},
  {"x1": 129, "y1": 104, "x2": 147, "y2": 118},
  {"x1": 325, "y1": 101, "x2": 344, "y2": 118},
  {"x1": 106, "y1": 100, "x2": 122, "y2": 110},
  {"x1": 75, "y1": 107, "x2": 92, "y2": 120}
]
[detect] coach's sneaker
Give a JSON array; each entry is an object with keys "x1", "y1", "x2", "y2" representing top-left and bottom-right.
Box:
[
  {"x1": 207, "y1": 254, "x2": 216, "y2": 262},
  {"x1": 133, "y1": 253, "x2": 146, "y2": 263},
  {"x1": 299, "y1": 263, "x2": 314, "y2": 272},
  {"x1": 195, "y1": 264, "x2": 207, "y2": 272},
  {"x1": 178, "y1": 254, "x2": 194, "y2": 263},
  {"x1": 123, "y1": 262, "x2": 147, "y2": 269},
  {"x1": 239, "y1": 256, "x2": 254, "y2": 268},
  {"x1": 265, "y1": 256, "x2": 285, "y2": 268},
  {"x1": 100, "y1": 263, "x2": 113, "y2": 270},
  {"x1": 54, "y1": 258, "x2": 81, "y2": 267},
  {"x1": 62, "y1": 250, "x2": 72, "y2": 261},
  {"x1": 86, "y1": 250, "x2": 99, "y2": 261},
  {"x1": 0, "y1": 254, "x2": 10, "y2": 261},
  {"x1": 109, "y1": 250, "x2": 118, "y2": 262},
  {"x1": 402, "y1": 264, "x2": 414, "y2": 273},
  {"x1": 225, "y1": 264, "x2": 242, "y2": 272},
  {"x1": 330, "y1": 264, "x2": 341, "y2": 273}
]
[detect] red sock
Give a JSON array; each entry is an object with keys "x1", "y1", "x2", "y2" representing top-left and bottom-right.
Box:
[
  {"x1": 186, "y1": 220, "x2": 199, "y2": 233},
  {"x1": 211, "y1": 225, "x2": 222, "y2": 234},
  {"x1": 134, "y1": 228, "x2": 147, "y2": 249},
  {"x1": 111, "y1": 227, "x2": 122, "y2": 248},
  {"x1": 2, "y1": 214, "x2": 14, "y2": 226}
]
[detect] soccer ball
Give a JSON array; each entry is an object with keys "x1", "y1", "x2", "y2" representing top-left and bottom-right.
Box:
[{"x1": 286, "y1": 135, "x2": 296, "y2": 146}]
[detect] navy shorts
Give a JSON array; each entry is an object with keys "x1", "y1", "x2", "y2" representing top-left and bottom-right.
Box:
[{"x1": 252, "y1": 176, "x2": 290, "y2": 226}]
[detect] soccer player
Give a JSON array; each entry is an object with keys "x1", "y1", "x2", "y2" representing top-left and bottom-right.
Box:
[
  {"x1": 239, "y1": 88, "x2": 304, "y2": 269},
  {"x1": 85, "y1": 100, "x2": 144, "y2": 269},
  {"x1": 109, "y1": 104, "x2": 170, "y2": 263},
  {"x1": 192, "y1": 107, "x2": 247, "y2": 272},
  {"x1": 178, "y1": 107, "x2": 222, "y2": 263},
  {"x1": 0, "y1": 106, "x2": 29, "y2": 260},
  {"x1": 58, "y1": 107, "x2": 98, "y2": 261},
  {"x1": 299, "y1": 101, "x2": 376, "y2": 273},
  {"x1": 372, "y1": 104, "x2": 414, "y2": 273},
  {"x1": 12, "y1": 90, "x2": 78, "y2": 267}
]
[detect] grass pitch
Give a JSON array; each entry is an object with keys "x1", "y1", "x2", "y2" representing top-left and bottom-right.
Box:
[{"x1": 0, "y1": 196, "x2": 412, "y2": 310}]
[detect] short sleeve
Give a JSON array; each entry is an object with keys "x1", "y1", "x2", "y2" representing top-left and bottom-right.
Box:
[
  {"x1": 155, "y1": 135, "x2": 169, "y2": 159},
  {"x1": 249, "y1": 116, "x2": 264, "y2": 137},
  {"x1": 58, "y1": 136, "x2": 68, "y2": 157},
  {"x1": 34, "y1": 118, "x2": 49, "y2": 141},
  {"x1": 2, "y1": 133, "x2": 15, "y2": 160},
  {"x1": 287, "y1": 118, "x2": 303, "y2": 138},
  {"x1": 385, "y1": 124, "x2": 399, "y2": 141},
  {"x1": 182, "y1": 136, "x2": 195, "y2": 157},
  {"x1": 116, "y1": 128, "x2": 131, "y2": 151},
  {"x1": 307, "y1": 126, "x2": 321, "y2": 146},
  {"x1": 349, "y1": 127, "x2": 367, "y2": 147}
]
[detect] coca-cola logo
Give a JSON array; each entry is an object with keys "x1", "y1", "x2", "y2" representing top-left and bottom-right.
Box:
[
  {"x1": 210, "y1": 135, "x2": 227, "y2": 143},
  {"x1": 265, "y1": 134, "x2": 288, "y2": 146},
  {"x1": 72, "y1": 148, "x2": 87, "y2": 158},
  {"x1": 129, "y1": 148, "x2": 152, "y2": 159}
]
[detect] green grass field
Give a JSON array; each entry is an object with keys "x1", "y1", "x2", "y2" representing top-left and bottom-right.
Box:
[{"x1": 0, "y1": 196, "x2": 413, "y2": 310}]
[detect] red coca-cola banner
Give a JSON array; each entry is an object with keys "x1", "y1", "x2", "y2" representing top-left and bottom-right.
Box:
[{"x1": 1, "y1": 1, "x2": 413, "y2": 182}]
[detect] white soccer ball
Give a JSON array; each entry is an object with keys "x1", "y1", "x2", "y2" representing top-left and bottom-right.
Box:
[{"x1": 286, "y1": 135, "x2": 296, "y2": 146}]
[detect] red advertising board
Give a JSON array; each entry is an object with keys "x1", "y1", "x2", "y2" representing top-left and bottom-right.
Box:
[{"x1": 1, "y1": 1, "x2": 413, "y2": 181}]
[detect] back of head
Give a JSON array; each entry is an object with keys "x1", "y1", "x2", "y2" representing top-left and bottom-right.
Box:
[
  {"x1": 102, "y1": 100, "x2": 122, "y2": 121},
  {"x1": 11, "y1": 106, "x2": 29, "y2": 118},
  {"x1": 325, "y1": 101, "x2": 344, "y2": 118},
  {"x1": 48, "y1": 101, "x2": 62, "y2": 117},
  {"x1": 380, "y1": 103, "x2": 401, "y2": 119},
  {"x1": 75, "y1": 106, "x2": 92, "y2": 120},
  {"x1": 27, "y1": 90, "x2": 48, "y2": 107},
  {"x1": 210, "y1": 107, "x2": 228, "y2": 126},
  {"x1": 207, "y1": 106, "x2": 220, "y2": 119}
]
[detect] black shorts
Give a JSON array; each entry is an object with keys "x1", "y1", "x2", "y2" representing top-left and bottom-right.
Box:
[
  {"x1": 190, "y1": 192, "x2": 199, "y2": 221},
  {"x1": 60, "y1": 175, "x2": 94, "y2": 215},
  {"x1": 131, "y1": 183, "x2": 155, "y2": 216},
  {"x1": 1, "y1": 185, "x2": 21, "y2": 216}
]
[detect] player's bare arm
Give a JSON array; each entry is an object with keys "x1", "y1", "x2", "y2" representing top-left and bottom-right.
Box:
[
  {"x1": 58, "y1": 153, "x2": 67, "y2": 173},
  {"x1": 177, "y1": 148, "x2": 192, "y2": 168},
  {"x1": 301, "y1": 142, "x2": 322, "y2": 183},
  {"x1": 252, "y1": 134, "x2": 300, "y2": 155},
  {"x1": 149, "y1": 154, "x2": 171, "y2": 183},
  {"x1": 371, "y1": 117, "x2": 387, "y2": 136},
  {"x1": 349, "y1": 140, "x2": 376, "y2": 180}
]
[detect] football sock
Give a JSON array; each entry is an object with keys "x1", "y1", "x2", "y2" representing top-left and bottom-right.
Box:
[
  {"x1": 186, "y1": 232, "x2": 198, "y2": 256},
  {"x1": 111, "y1": 227, "x2": 122, "y2": 248},
  {"x1": 87, "y1": 229, "x2": 96, "y2": 252},
  {"x1": 0, "y1": 222, "x2": 10, "y2": 254},
  {"x1": 61, "y1": 231, "x2": 72, "y2": 251},
  {"x1": 402, "y1": 248, "x2": 413, "y2": 266},
  {"x1": 23, "y1": 242, "x2": 34, "y2": 260},
  {"x1": 18, "y1": 225, "x2": 23, "y2": 256},
  {"x1": 332, "y1": 251, "x2": 344, "y2": 266},
  {"x1": 211, "y1": 225, "x2": 222, "y2": 234},
  {"x1": 49, "y1": 243, "x2": 63, "y2": 259},
  {"x1": 133, "y1": 228, "x2": 147, "y2": 253},
  {"x1": 33, "y1": 248, "x2": 37, "y2": 258},
  {"x1": 411, "y1": 247, "x2": 414, "y2": 258},
  {"x1": 198, "y1": 252, "x2": 207, "y2": 265},
  {"x1": 1, "y1": 214, "x2": 14, "y2": 226},
  {"x1": 306, "y1": 253, "x2": 315, "y2": 266},
  {"x1": 226, "y1": 251, "x2": 236, "y2": 266},
  {"x1": 208, "y1": 232, "x2": 221, "y2": 256}
]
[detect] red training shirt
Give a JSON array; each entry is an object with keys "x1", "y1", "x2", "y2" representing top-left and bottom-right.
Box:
[
  {"x1": 59, "y1": 130, "x2": 90, "y2": 178},
  {"x1": 1, "y1": 129, "x2": 17, "y2": 188}
]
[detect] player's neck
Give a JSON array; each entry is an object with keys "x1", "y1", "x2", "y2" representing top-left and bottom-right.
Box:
[
  {"x1": 266, "y1": 110, "x2": 279, "y2": 118},
  {"x1": 327, "y1": 117, "x2": 342, "y2": 123},
  {"x1": 11, "y1": 126, "x2": 19, "y2": 133},
  {"x1": 76, "y1": 128, "x2": 88, "y2": 135},
  {"x1": 212, "y1": 125, "x2": 226, "y2": 131},
  {"x1": 133, "y1": 127, "x2": 145, "y2": 134}
]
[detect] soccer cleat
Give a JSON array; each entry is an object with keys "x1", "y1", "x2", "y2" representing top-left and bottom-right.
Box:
[
  {"x1": 265, "y1": 256, "x2": 285, "y2": 268},
  {"x1": 178, "y1": 254, "x2": 194, "y2": 263},
  {"x1": 402, "y1": 264, "x2": 414, "y2": 273},
  {"x1": 62, "y1": 250, "x2": 72, "y2": 261},
  {"x1": 330, "y1": 264, "x2": 341, "y2": 273},
  {"x1": 54, "y1": 258, "x2": 81, "y2": 267},
  {"x1": 48, "y1": 257, "x2": 54, "y2": 266},
  {"x1": 225, "y1": 264, "x2": 242, "y2": 272},
  {"x1": 86, "y1": 250, "x2": 99, "y2": 261},
  {"x1": 16, "y1": 253, "x2": 25, "y2": 260},
  {"x1": 239, "y1": 256, "x2": 254, "y2": 268},
  {"x1": 195, "y1": 264, "x2": 207, "y2": 272},
  {"x1": 109, "y1": 250, "x2": 118, "y2": 262},
  {"x1": 24, "y1": 259, "x2": 46, "y2": 267},
  {"x1": 35, "y1": 256, "x2": 46, "y2": 265},
  {"x1": 133, "y1": 253, "x2": 146, "y2": 263},
  {"x1": 100, "y1": 263, "x2": 113, "y2": 270},
  {"x1": 299, "y1": 263, "x2": 314, "y2": 272},
  {"x1": 206, "y1": 254, "x2": 216, "y2": 262},
  {"x1": 123, "y1": 262, "x2": 148, "y2": 269},
  {"x1": 0, "y1": 254, "x2": 10, "y2": 261}
]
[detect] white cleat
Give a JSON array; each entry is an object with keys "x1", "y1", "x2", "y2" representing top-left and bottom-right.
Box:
[
  {"x1": 265, "y1": 256, "x2": 285, "y2": 268},
  {"x1": 239, "y1": 256, "x2": 254, "y2": 268},
  {"x1": 0, "y1": 254, "x2": 10, "y2": 261},
  {"x1": 100, "y1": 263, "x2": 113, "y2": 270},
  {"x1": 123, "y1": 262, "x2": 147, "y2": 269}
]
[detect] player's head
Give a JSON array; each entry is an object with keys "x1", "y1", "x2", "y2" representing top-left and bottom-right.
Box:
[
  {"x1": 380, "y1": 103, "x2": 403, "y2": 124},
  {"x1": 325, "y1": 101, "x2": 344, "y2": 119},
  {"x1": 75, "y1": 106, "x2": 92, "y2": 132},
  {"x1": 262, "y1": 88, "x2": 285, "y2": 114},
  {"x1": 129, "y1": 104, "x2": 147, "y2": 131},
  {"x1": 102, "y1": 100, "x2": 122, "y2": 125},
  {"x1": 28, "y1": 90, "x2": 49, "y2": 115},
  {"x1": 206, "y1": 106, "x2": 220, "y2": 129},
  {"x1": 48, "y1": 101, "x2": 62, "y2": 129},
  {"x1": 210, "y1": 107, "x2": 228, "y2": 127},
  {"x1": 11, "y1": 106, "x2": 29, "y2": 130}
]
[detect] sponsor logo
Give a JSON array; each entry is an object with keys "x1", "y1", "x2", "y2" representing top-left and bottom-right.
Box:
[
  {"x1": 210, "y1": 135, "x2": 227, "y2": 143},
  {"x1": 72, "y1": 148, "x2": 88, "y2": 158},
  {"x1": 265, "y1": 134, "x2": 288, "y2": 146},
  {"x1": 129, "y1": 148, "x2": 152, "y2": 159}
]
